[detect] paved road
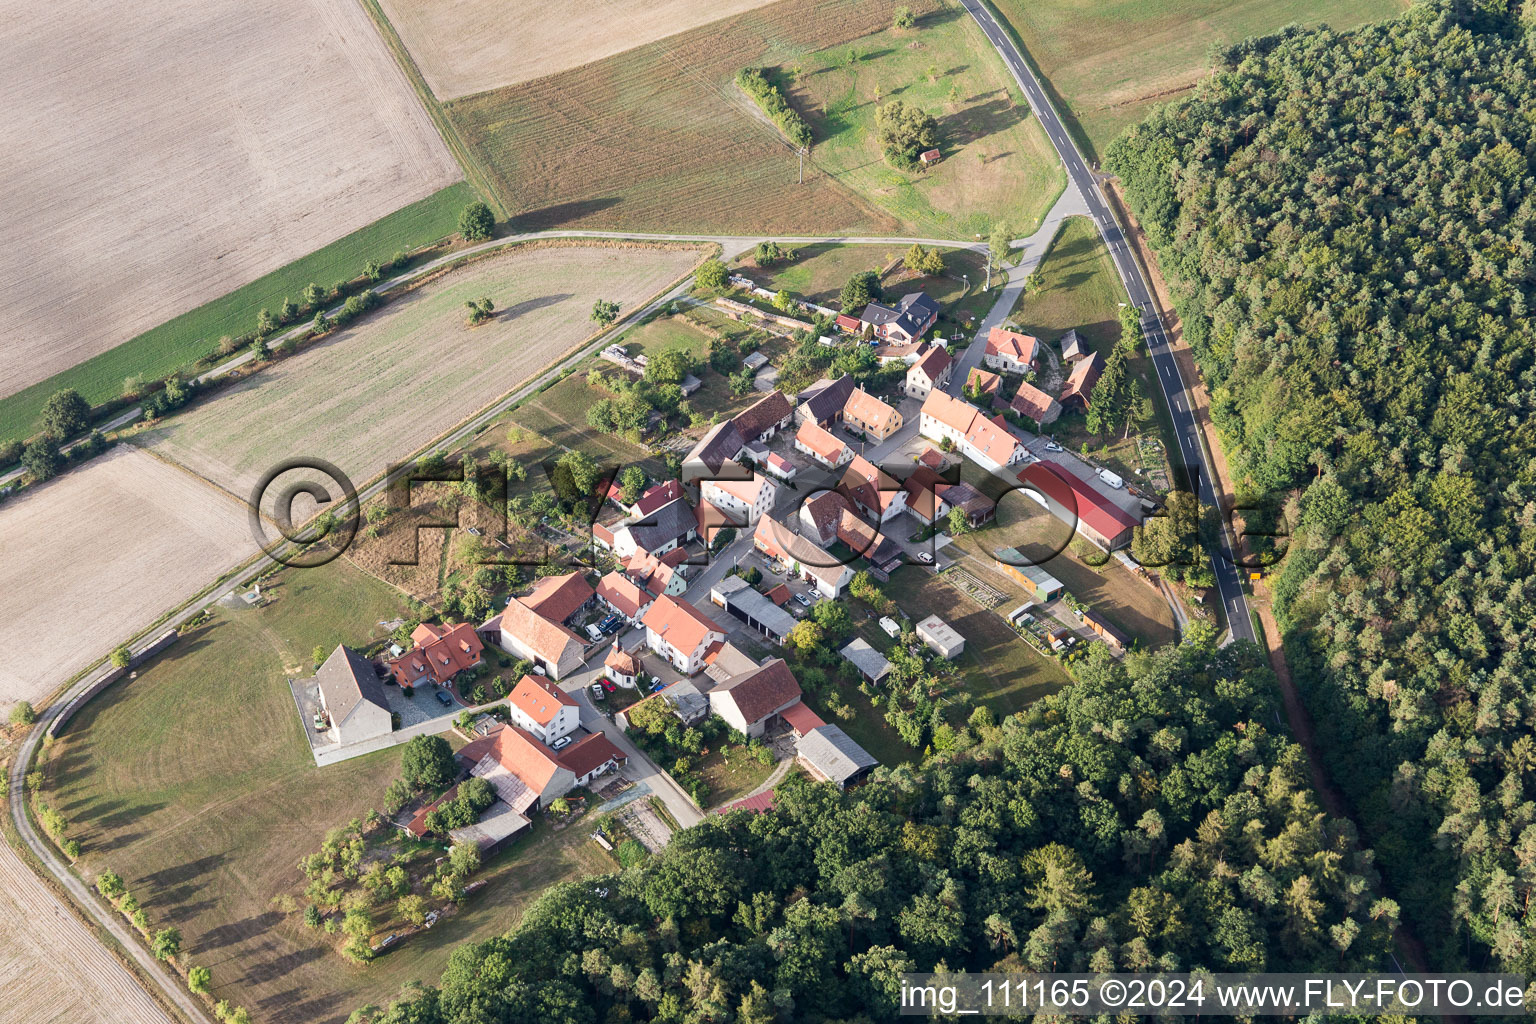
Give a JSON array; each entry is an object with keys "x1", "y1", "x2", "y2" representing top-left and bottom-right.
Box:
[{"x1": 959, "y1": 0, "x2": 1254, "y2": 642}]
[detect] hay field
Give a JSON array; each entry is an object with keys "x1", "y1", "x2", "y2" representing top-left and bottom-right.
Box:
[
  {"x1": 989, "y1": 0, "x2": 1408, "y2": 158},
  {"x1": 0, "y1": 842, "x2": 173, "y2": 1024},
  {"x1": 378, "y1": 0, "x2": 783, "y2": 99},
  {"x1": 0, "y1": 0, "x2": 461, "y2": 403},
  {"x1": 0, "y1": 446, "x2": 252, "y2": 711},
  {"x1": 141, "y1": 245, "x2": 705, "y2": 501},
  {"x1": 444, "y1": 0, "x2": 907, "y2": 235}
]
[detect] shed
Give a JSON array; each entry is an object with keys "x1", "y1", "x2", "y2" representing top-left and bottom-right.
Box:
[
  {"x1": 915, "y1": 614, "x2": 964, "y2": 659},
  {"x1": 839, "y1": 638, "x2": 892, "y2": 685},
  {"x1": 919, "y1": 149, "x2": 941, "y2": 166},
  {"x1": 797, "y1": 725, "x2": 879, "y2": 789},
  {"x1": 994, "y1": 549, "x2": 1063, "y2": 601}
]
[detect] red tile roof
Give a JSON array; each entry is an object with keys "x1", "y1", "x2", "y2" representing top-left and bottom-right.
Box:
[
  {"x1": 716, "y1": 658, "x2": 802, "y2": 726},
  {"x1": 1017, "y1": 460, "x2": 1138, "y2": 543},
  {"x1": 781, "y1": 700, "x2": 826, "y2": 737},
  {"x1": 633, "y1": 479, "x2": 683, "y2": 517},
  {"x1": 839, "y1": 455, "x2": 902, "y2": 516},
  {"x1": 1009, "y1": 379, "x2": 1058, "y2": 422},
  {"x1": 489, "y1": 725, "x2": 564, "y2": 793},
  {"x1": 966, "y1": 367, "x2": 1002, "y2": 396},
  {"x1": 909, "y1": 345, "x2": 951, "y2": 383},
  {"x1": 985, "y1": 326, "x2": 1039, "y2": 364},
  {"x1": 595, "y1": 571, "x2": 653, "y2": 619},
  {"x1": 764, "y1": 583, "x2": 791, "y2": 606},
  {"x1": 555, "y1": 731, "x2": 627, "y2": 777},
  {"x1": 499, "y1": 599, "x2": 584, "y2": 667},
  {"x1": 508, "y1": 674, "x2": 577, "y2": 726},
  {"x1": 1060, "y1": 351, "x2": 1104, "y2": 408},
  {"x1": 521, "y1": 572, "x2": 594, "y2": 624},
  {"x1": 843, "y1": 387, "x2": 901, "y2": 435},
  {"x1": 604, "y1": 642, "x2": 641, "y2": 675},
  {"x1": 642, "y1": 594, "x2": 724, "y2": 657},
  {"x1": 795, "y1": 420, "x2": 849, "y2": 464},
  {"x1": 389, "y1": 622, "x2": 484, "y2": 686},
  {"x1": 714, "y1": 789, "x2": 776, "y2": 815}
]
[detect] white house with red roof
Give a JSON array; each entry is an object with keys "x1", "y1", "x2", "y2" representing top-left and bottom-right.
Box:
[
  {"x1": 701, "y1": 473, "x2": 776, "y2": 526},
  {"x1": 905, "y1": 345, "x2": 953, "y2": 400},
  {"x1": 793, "y1": 420, "x2": 853, "y2": 470},
  {"x1": 506, "y1": 674, "x2": 580, "y2": 746},
  {"x1": 388, "y1": 622, "x2": 484, "y2": 688},
  {"x1": 919, "y1": 390, "x2": 1029, "y2": 474},
  {"x1": 983, "y1": 326, "x2": 1040, "y2": 373},
  {"x1": 594, "y1": 570, "x2": 655, "y2": 624},
  {"x1": 642, "y1": 594, "x2": 726, "y2": 675}
]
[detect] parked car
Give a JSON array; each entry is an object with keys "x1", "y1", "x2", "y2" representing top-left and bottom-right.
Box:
[
  {"x1": 650, "y1": 680, "x2": 667, "y2": 693},
  {"x1": 435, "y1": 689, "x2": 453, "y2": 706},
  {"x1": 601, "y1": 679, "x2": 616, "y2": 692},
  {"x1": 915, "y1": 551, "x2": 934, "y2": 564},
  {"x1": 585, "y1": 623, "x2": 604, "y2": 642},
  {"x1": 590, "y1": 683, "x2": 606, "y2": 702},
  {"x1": 1044, "y1": 441, "x2": 1063, "y2": 452},
  {"x1": 552, "y1": 735, "x2": 573, "y2": 750},
  {"x1": 793, "y1": 591, "x2": 814, "y2": 607},
  {"x1": 598, "y1": 613, "x2": 622, "y2": 634}
]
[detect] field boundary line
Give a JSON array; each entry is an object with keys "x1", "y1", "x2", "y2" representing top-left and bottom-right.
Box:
[{"x1": 355, "y1": 0, "x2": 501, "y2": 216}]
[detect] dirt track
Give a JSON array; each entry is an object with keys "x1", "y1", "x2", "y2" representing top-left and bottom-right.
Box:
[{"x1": 0, "y1": 0, "x2": 460, "y2": 401}]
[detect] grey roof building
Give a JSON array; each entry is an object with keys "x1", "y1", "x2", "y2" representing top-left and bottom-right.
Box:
[
  {"x1": 1059, "y1": 328, "x2": 1088, "y2": 362},
  {"x1": 839, "y1": 638, "x2": 892, "y2": 684},
  {"x1": 712, "y1": 576, "x2": 798, "y2": 644},
  {"x1": 797, "y1": 724, "x2": 878, "y2": 789},
  {"x1": 795, "y1": 375, "x2": 857, "y2": 425},
  {"x1": 622, "y1": 497, "x2": 699, "y2": 555},
  {"x1": 683, "y1": 421, "x2": 746, "y2": 482},
  {"x1": 314, "y1": 645, "x2": 392, "y2": 746}
]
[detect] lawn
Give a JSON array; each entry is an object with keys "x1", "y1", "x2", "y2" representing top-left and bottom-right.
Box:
[
  {"x1": 802, "y1": 684, "x2": 918, "y2": 769},
  {"x1": 1008, "y1": 216, "x2": 1174, "y2": 491},
  {"x1": 738, "y1": 243, "x2": 996, "y2": 329},
  {"x1": 697, "y1": 747, "x2": 777, "y2": 808},
  {"x1": 886, "y1": 565, "x2": 1071, "y2": 719},
  {"x1": 950, "y1": 499, "x2": 1177, "y2": 649},
  {"x1": 788, "y1": 3, "x2": 1065, "y2": 237},
  {"x1": 0, "y1": 183, "x2": 478, "y2": 446},
  {"x1": 41, "y1": 557, "x2": 617, "y2": 1023},
  {"x1": 987, "y1": 0, "x2": 1408, "y2": 160}
]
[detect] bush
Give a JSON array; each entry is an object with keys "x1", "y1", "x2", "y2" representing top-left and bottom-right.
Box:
[
  {"x1": 188, "y1": 965, "x2": 211, "y2": 994},
  {"x1": 694, "y1": 258, "x2": 729, "y2": 291},
  {"x1": 0, "y1": 439, "x2": 21, "y2": 467},
  {"x1": 616, "y1": 839, "x2": 647, "y2": 868},
  {"x1": 10, "y1": 700, "x2": 37, "y2": 725},
  {"x1": 875, "y1": 100, "x2": 938, "y2": 169},
  {"x1": 96, "y1": 871, "x2": 126, "y2": 899},
  {"x1": 152, "y1": 926, "x2": 181, "y2": 961}
]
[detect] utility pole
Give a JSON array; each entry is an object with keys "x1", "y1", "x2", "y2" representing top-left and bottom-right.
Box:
[{"x1": 798, "y1": 147, "x2": 806, "y2": 184}]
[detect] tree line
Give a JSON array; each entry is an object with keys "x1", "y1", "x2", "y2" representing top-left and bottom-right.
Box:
[{"x1": 1108, "y1": 0, "x2": 1536, "y2": 972}]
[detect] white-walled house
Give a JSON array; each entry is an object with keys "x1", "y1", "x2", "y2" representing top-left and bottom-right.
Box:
[
  {"x1": 506, "y1": 674, "x2": 580, "y2": 746},
  {"x1": 643, "y1": 594, "x2": 726, "y2": 675}
]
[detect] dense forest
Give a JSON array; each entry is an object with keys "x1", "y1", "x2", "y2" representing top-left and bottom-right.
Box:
[
  {"x1": 350, "y1": 635, "x2": 1396, "y2": 1023},
  {"x1": 1108, "y1": 0, "x2": 1536, "y2": 972}
]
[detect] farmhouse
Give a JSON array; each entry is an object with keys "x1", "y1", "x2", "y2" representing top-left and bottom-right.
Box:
[
  {"x1": 710, "y1": 576, "x2": 797, "y2": 645},
  {"x1": 860, "y1": 292, "x2": 939, "y2": 343},
  {"x1": 843, "y1": 388, "x2": 903, "y2": 442},
  {"x1": 839, "y1": 455, "x2": 907, "y2": 523},
  {"x1": 388, "y1": 621, "x2": 484, "y2": 688},
  {"x1": 835, "y1": 510, "x2": 905, "y2": 580},
  {"x1": 683, "y1": 421, "x2": 746, "y2": 481},
  {"x1": 507, "y1": 674, "x2": 580, "y2": 746},
  {"x1": 916, "y1": 614, "x2": 965, "y2": 659},
  {"x1": 797, "y1": 491, "x2": 851, "y2": 547},
  {"x1": 794, "y1": 420, "x2": 853, "y2": 469},
  {"x1": 1060, "y1": 351, "x2": 1105, "y2": 412},
  {"x1": 937, "y1": 482, "x2": 997, "y2": 527},
  {"x1": 710, "y1": 657, "x2": 804, "y2": 738},
  {"x1": 755, "y1": 515, "x2": 854, "y2": 597},
  {"x1": 873, "y1": 340, "x2": 930, "y2": 366},
  {"x1": 701, "y1": 473, "x2": 777, "y2": 525},
  {"x1": 631, "y1": 479, "x2": 684, "y2": 517},
  {"x1": 312, "y1": 645, "x2": 391, "y2": 746},
  {"x1": 469, "y1": 725, "x2": 625, "y2": 814},
  {"x1": 1006, "y1": 379, "x2": 1061, "y2": 428},
  {"x1": 1059, "y1": 329, "x2": 1089, "y2": 362},
  {"x1": 489, "y1": 598, "x2": 586, "y2": 680},
  {"x1": 901, "y1": 466, "x2": 950, "y2": 526},
  {"x1": 797, "y1": 725, "x2": 879, "y2": 790},
  {"x1": 626, "y1": 546, "x2": 690, "y2": 597},
  {"x1": 595, "y1": 571, "x2": 654, "y2": 624},
  {"x1": 643, "y1": 594, "x2": 727, "y2": 675},
  {"x1": 995, "y1": 550, "x2": 1064, "y2": 600},
  {"x1": 965, "y1": 367, "x2": 1002, "y2": 399},
  {"x1": 839, "y1": 638, "x2": 892, "y2": 685},
  {"x1": 983, "y1": 327, "x2": 1040, "y2": 373},
  {"x1": 919, "y1": 390, "x2": 1029, "y2": 473},
  {"x1": 795, "y1": 375, "x2": 857, "y2": 426},
  {"x1": 1017, "y1": 460, "x2": 1140, "y2": 550},
  {"x1": 610, "y1": 497, "x2": 699, "y2": 559},
  {"x1": 733, "y1": 390, "x2": 795, "y2": 443},
  {"x1": 604, "y1": 642, "x2": 642, "y2": 688},
  {"x1": 905, "y1": 345, "x2": 953, "y2": 400}
]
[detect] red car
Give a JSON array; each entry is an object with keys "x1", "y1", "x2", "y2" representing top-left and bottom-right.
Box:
[{"x1": 601, "y1": 680, "x2": 616, "y2": 692}]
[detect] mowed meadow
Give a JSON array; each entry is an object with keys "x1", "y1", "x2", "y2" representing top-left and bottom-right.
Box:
[
  {"x1": 138, "y1": 244, "x2": 706, "y2": 501},
  {"x1": 0, "y1": 0, "x2": 460, "y2": 406},
  {"x1": 442, "y1": 0, "x2": 909, "y2": 235},
  {"x1": 988, "y1": 0, "x2": 1409, "y2": 158},
  {"x1": 0, "y1": 445, "x2": 252, "y2": 711}
]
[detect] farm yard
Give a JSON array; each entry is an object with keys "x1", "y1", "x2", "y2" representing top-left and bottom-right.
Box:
[
  {"x1": 39, "y1": 558, "x2": 620, "y2": 1023},
  {"x1": 0, "y1": 184, "x2": 479, "y2": 445},
  {"x1": 442, "y1": 0, "x2": 906, "y2": 236},
  {"x1": 0, "y1": 0, "x2": 461, "y2": 410},
  {"x1": 138, "y1": 244, "x2": 706, "y2": 502},
  {"x1": 787, "y1": 2, "x2": 1064, "y2": 237},
  {"x1": 0, "y1": 445, "x2": 252, "y2": 711},
  {"x1": 989, "y1": 0, "x2": 1408, "y2": 158},
  {"x1": 375, "y1": 0, "x2": 783, "y2": 99}
]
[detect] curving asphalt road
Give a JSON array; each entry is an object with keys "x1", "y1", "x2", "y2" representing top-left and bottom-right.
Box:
[{"x1": 959, "y1": 0, "x2": 1254, "y2": 643}]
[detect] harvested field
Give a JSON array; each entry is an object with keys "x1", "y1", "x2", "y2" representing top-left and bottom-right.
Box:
[
  {"x1": 444, "y1": 0, "x2": 907, "y2": 235},
  {"x1": 0, "y1": 0, "x2": 461, "y2": 404},
  {"x1": 989, "y1": 0, "x2": 1407, "y2": 158},
  {"x1": 139, "y1": 244, "x2": 706, "y2": 501},
  {"x1": 0, "y1": 445, "x2": 251, "y2": 710},
  {"x1": 378, "y1": 0, "x2": 783, "y2": 99},
  {"x1": 0, "y1": 841, "x2": 173, "y2": 1024},
  {"x1": 43, "y1": 559, "x2": 613, "y2": 1024}
]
